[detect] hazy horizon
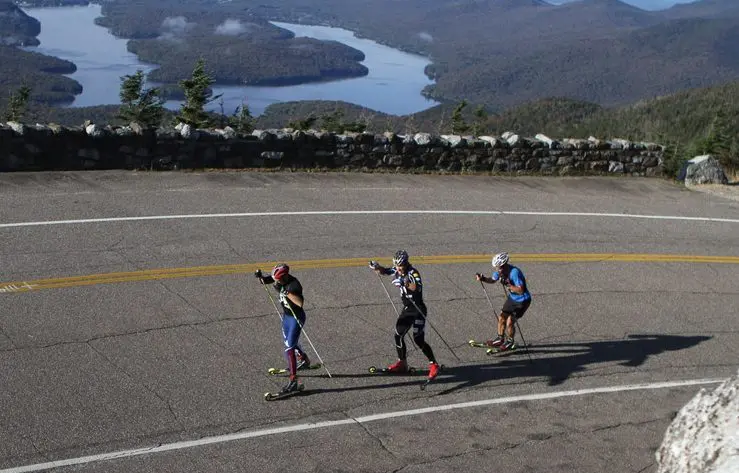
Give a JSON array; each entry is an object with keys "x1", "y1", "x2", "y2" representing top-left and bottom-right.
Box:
[{"x1": 547, "y1": 0, "x2": 699, "y2": 11}]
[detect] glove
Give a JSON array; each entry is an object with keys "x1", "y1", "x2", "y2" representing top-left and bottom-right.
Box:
[
  {"x1": 391, "y1": 277, "x2": 404, "y2": 288},
  {"x1": 368, "y1": 260, "x2": 379, "y2": 270},
  {"x1": 475, "y1": 272, "x2": 484, "y2": 281},
  {"x1": 254, "y1": 269, "x2": 265, "y2": 284},
  {"x1": 499, "y1": 277, "x2": 510, "y2": 286}
]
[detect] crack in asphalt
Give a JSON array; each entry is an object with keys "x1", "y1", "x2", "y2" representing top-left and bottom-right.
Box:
[
  {"x1": 156, "y1": 279, "x2": 215, "y2": 322},
  {"x1": 637, "y1": 461, "x2": 656, "y2": 473},
  {"x1": 385, "y1": 416, "x2": 666, "y2": 472},
  {"x1": 355, "y1": 420, "x2": 400, "y2": 460},
  {"x1": 86, "y1": 340, "x2": 184, "y2": 429},
  {"x1": 0, "y1": 322, "x2": 15, "y2": 348},
  {"x1": 0, "y1": 311, "x2": 279, "y2": 353}
]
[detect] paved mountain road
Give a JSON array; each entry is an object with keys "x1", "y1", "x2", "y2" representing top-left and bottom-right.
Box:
[{"x1": 0, "y1": 172, "x2": 737, "y2": 473}]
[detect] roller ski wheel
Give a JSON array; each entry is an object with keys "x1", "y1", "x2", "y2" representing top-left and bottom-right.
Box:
[
  {"x1": 368, "y1": 365, "x2": 419, "y2": 375},
  {"x1": 468, "y1": 339, "x2": 490, "y2": 349},
  {"x1": 486, "y1": 346, "x2": 518, "y2": 356},
  {"x1": 264, "y1": 383, "x2": 305, "y2": 401},
  {"x1": 267, "y1": 363, "x2": 322, "y2": 376}
]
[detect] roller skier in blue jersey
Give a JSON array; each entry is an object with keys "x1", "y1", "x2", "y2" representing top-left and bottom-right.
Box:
[
  {"x1": 476, "y1": 252, "x2": 531, "y2": 351},
  {"x1": 369, "y1": 250, "x2": 440, "y2": 381},
  {"x1": 255, "y1": 263, "x2": 311, "y2": 395}
]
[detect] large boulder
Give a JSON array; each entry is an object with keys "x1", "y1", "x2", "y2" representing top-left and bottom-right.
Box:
[
  {"x1": 682, "y1": 155, "x2": 729, "y2": 186},
  {"x1": 655, "y1": 369, "x2": 739, "y2": 473}
]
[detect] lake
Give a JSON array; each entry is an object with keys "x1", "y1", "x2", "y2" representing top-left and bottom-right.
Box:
[{"x1": 23, "y1": 4, "x2": 439, "y2": 116}]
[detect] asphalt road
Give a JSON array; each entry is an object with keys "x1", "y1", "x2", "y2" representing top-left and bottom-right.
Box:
[{"x1": 1, "y1": 171, "x2": 737, "y2": 473}]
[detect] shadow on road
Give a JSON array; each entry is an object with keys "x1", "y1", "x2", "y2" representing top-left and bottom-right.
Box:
[{"x1": 298, "y1": 334, "x2": 711, "y2": 398}]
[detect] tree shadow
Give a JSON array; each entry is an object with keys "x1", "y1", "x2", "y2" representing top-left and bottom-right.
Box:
[{"x1": 299, "y1": 334, "x2": 711, "y2": 397}]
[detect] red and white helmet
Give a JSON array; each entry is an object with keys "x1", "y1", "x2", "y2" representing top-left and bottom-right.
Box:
[{"x1": 271, "y1": 263, "x2": 290, "y2": 280}]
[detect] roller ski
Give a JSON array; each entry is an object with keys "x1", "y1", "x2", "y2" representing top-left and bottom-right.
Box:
[
  {"x1": 267, "y1": 363, "x2": 322, "y2": 376},
  {"x1": 486, "y1": 338, "x2": 518, "y2": 356},
  {"x1": 368, "y1": 359, "x2": 422, "y2": 375},
  {"x1": 369, "y1": 364, "x2": 416, "y2": 375},
  {"x1": 264, "y1": 379, "x2": 305, "y2": 401},
  {"x1": 467, "y1": 339, "x2": 493, "y2": 349}
]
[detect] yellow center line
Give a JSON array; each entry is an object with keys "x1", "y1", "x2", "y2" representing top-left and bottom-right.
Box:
[{"x1": 2, "y1": 253, "x2": 739, "y2": 294}]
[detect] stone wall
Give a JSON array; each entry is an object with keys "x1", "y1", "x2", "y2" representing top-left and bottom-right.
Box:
[{"x1": 0, "y1": 121, "x2": 666, "y2": 175}]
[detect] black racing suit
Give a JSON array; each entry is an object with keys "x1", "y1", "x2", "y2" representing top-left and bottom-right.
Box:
[{"x1": 383, "y1": 265, "x2": 437, "y2": 363}]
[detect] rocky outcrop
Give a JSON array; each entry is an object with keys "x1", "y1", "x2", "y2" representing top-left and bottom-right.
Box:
[
  {"x1": 683, "y1": 155, "x2": 729, "y2": 186},
  {"x1": 656, "y1": 369, "x2": 739, "y2": 473},
  {"x1": 0, "y1": 121, "x2": 666, "y2": 174},
  {"x1": 0, "y1": 1, "x2": 41, "y2": 46}
]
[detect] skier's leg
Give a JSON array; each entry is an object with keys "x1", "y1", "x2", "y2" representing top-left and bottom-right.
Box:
[
  {"x1": 283, "y1": 313, "x2": 302, "y2": 378},
  {"x1": 394, "y1": 315, "x2": 412, "y2": 361},
  {"x1": 412, "y1": 314, "x2": 437, "y2": 364}
]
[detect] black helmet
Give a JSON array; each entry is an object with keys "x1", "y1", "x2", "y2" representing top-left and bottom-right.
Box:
[{"x1": 393, "y1": 250, "x2": 409, "y2": 266}]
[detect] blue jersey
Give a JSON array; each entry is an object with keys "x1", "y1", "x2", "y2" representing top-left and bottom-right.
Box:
[{"x1": 493, "y1": 265, "x2": 530, "y2": 303}]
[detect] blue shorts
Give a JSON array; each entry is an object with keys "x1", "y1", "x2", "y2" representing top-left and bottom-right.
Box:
[{"x1": 282, "y1": 310, "x2": 306, "y2": 349}]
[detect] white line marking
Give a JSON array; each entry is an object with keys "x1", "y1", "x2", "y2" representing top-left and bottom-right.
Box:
[
  {"x1": 2, "y1": 210, "x2": 739, "y2": 229},
  {"x1": 0, "y1": 377, "x2": 724, "y2": 473}
]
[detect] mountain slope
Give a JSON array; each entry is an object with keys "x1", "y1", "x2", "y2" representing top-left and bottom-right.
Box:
[
  {"x1": 661, "y1": 0, "x2": 739, "y2": 19},
  {"x1": 0, "y1": 0, "x2": 40, "y2": 45}
]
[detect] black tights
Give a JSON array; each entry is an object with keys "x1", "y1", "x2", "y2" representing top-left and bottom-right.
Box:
[{"x1": 395, "y1": 314, "x2": 436, "y2": 363}]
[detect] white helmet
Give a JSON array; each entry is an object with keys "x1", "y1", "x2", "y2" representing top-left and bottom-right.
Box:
[{"x1": 492, "y1": 252, "x2": 509, "y2": 268}]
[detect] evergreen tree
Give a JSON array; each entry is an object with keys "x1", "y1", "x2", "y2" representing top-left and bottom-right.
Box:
[
  {"x1": 177, "y1": 59, "x2": 221, "y2": 127},
  {"x1": 117, "y1": 70, "x2": 164, "y2": 128},
  {"x1": 287, "y1": 115, "x2": 318, "y2": 131},
  {"x1": 702, "y1": 110, "x2": 733, "y2": 160},
  {"x1": 471, "y1": 105, "x2": 488, "y2": 136},
  {"x1": 4, "y1": 85, "x2": 31, "y2": 122},
  {"x1": 320, "y1": 109, "x2": 344, "y2": 133},
  {"x1": 230, "y1": 100, "x2": 255, "y2": 134},
  {"x1": 451, "y1": 100, "x2": 470, "y2": 134}
]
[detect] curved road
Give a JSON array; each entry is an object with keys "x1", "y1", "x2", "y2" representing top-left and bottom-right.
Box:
[{"x1": 0, "y1": 172, "x2": 737, "y2": 473}]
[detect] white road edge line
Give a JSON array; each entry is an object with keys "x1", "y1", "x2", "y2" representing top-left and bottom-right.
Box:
[
  {"x1": 1, "y1": 210, "x2": 739, "y2": 228},
  {"x1": 0, "y1": 377, "x2": 725, "y2": 473}
]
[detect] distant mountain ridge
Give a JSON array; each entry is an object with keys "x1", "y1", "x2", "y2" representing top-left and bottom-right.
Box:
[
  {"x1": 6, "y1": 0, "x2": 739, "y2": 116},
  {"x1": 546, "y1": 0, "x2": 693, "y2": 10}
]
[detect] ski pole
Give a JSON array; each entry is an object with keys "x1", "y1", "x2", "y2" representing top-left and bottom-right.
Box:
[
  {"x1": 374, "y1": 272, "x2": 416, "y2": 351},
  {"x1": 262, "y1": 284, "x2": 333, "y2": 378},
  {"x1": 261, "y1": 283, "x2": 285, "y2": 323},
  {"x1": 404, "y1": 294, "x2": 461, "y2": 362},
  {"x1": 479, "y1": 280, "x2": 500, "y2": 323}
]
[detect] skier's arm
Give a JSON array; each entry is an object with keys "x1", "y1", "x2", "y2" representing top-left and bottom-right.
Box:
[
  {"x1": 506, "y1": 270, "x2": 525, "y2": 294},
  {"x1": 475, "y1": 272, "x2": 499, "y2": 284},
  {"x1": 254, "y1": 270, "x2": 274, "y2": 285},
  {"x1": 404, "y1": 270, "x2": 421, "y2": 292},
  {"x1": 507, "y1": 283, "x2": 523, "y2": 294},
  {"x1": 368, "y1": 260, "x2": 393, "y2": 275},
  {"x1": 284, "y1": 290, "x2": 304, "y2": 308}
]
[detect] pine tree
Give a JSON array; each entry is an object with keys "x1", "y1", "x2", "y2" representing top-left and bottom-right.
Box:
[
  {"x1": 177, "y1": 59, "x2": 221, "y2": 127},
  {"x1": 451, "y1": 100, "x2": 470, "y2": 134},
  {"x1": 287, "y1": 115, "x2": 317, "y2": 130},
  {"x1": 117, "y1": 70, "x2": 164, "y2": 128},
  {"x1": 230, "y1": 100, "x2": 255, "y2": 134},
  {"x1": 703, "y1": 110, "x2": 732, "y2": 160},
  {"x1": 471, "y1": 105, "x2": 488, "y2": 136},
  {"x1": 320, "y1": 109, "x2": 344, "y2": 133},
  {"x1": 4, "y1": 85, "x2": 31, "y2": 122}
]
